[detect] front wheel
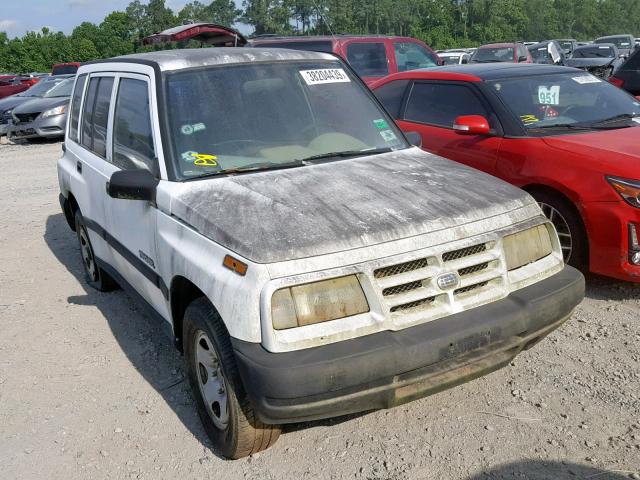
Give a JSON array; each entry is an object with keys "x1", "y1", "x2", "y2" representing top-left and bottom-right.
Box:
[
  {"x1": 74, "y1": 211, "x2": 118, "y2": 291},
  {"x1": 183, "y1": 298, "x2": 280, "y2": 459},
  {"x1": 531, "y1": 191, "x2": 587, "y2": 268}
]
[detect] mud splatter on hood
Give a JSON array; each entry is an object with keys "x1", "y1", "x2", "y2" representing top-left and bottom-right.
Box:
[{"x1": 170, "y1": 148, "x2": 535, "y2": 264}]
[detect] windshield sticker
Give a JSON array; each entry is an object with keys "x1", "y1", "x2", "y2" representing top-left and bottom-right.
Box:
[
  {"x1": 181, "y1": 151, "x2": 219, "y2": 167},
  {"x1": 520, "y1": 114, "x2": 540, "y2": 124},
  {"x1": 633, "y1": 118, "x2": 640, "y2": 125},
  {"x1": 373, "y1": 118, "x2": 390, "y2": 130},
  {"x1": 572, "y1": 75, "x2": 601, "y2": 84},
  {"x1": 180, "y1": 122, "x2": 206, "y2": 135},
  {"x1": 537, "y1": 86, "x2": 560, "y2": 105},
  {"x1": 379, "y1": 129, "x2": 397, "y2": 142},
  {"x1": 299, "y1": 68, "x2": 350, "y2": 85}
]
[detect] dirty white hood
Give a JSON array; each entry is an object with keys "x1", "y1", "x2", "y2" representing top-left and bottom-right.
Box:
[{"x1": 169, "y1": 148, "x2": 535, "y2": 264}]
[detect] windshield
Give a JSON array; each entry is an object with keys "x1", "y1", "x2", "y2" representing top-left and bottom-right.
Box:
[
  {"x1": 44, "y1": 78, "x2": 74, "y2": 98},
  {"x1": 442, "y1": 56, "x2": 461, "y2": 65},
  {"x1": 52, "y1": 65, "x2": 78, "y2": 75},
  {"x1": 558, "y1": 41, "x2": 574, "y2": 50},
  {"x1": 488, "y1": 73, "x2": 640, "y2": 135},
  {"x1": 17, "y1": 78, "x2": 65, "y2": 97},
  {"x1": 596, "y1": 36, "x2": 632, "y2": 49},
  {"x1": 165, "y1": 60, "x2": 408, "y2": 179},
  {"x1": 471, "y1": 47, "x2": 514, "y2": 63},
  {"x1": 572, "y1": 46, "x2": 615, "y2": 58}
]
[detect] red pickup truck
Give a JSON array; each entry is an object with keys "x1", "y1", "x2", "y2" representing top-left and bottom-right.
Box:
[{"x1": 0, "y1": 76, "x2": 40, "y2": 100}]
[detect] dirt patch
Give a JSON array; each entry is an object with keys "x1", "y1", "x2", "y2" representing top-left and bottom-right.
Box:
[{"x1": 0, "y1": 141, "x2": 638, "y2": 479}]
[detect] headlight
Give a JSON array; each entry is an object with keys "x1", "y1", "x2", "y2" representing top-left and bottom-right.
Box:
[
  {"x1": 41, "y1": 105, "x2": 67, "y2": 118},
  {"x1": 271, "y1": 275, "x2": 369, "y2": 330},
  {"x1": 503, "y1": 224, "x2": 554, "y2": 271},
  {"x1": 607, "y1": 176, "x2": 640, "y2": 208}
]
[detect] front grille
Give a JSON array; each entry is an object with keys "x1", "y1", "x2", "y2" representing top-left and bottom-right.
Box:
[
  {"x1": 390, "y1": 296, "x2": 435, "y2": 313},
  {"x1": 14, "y1": 113, "x2": 38, "y2": 124},
  {"x1": 382, "y1": 280, "x2": 422, "y2": 297},
  {"x1": 374, "y1": 257, "x2": 431, "y2": 278},
  {"x1": 442, "y1": 243, "x2": 488, "y2": 262},
  {"x1": 458, "y1": 262, "x2": 489, "y2": 276},
  {"x1": 455, "y1": 281, "x2": 489, "y2": 295}
]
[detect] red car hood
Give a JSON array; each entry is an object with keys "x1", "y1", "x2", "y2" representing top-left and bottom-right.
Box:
[{"x1": 542, "y1": 127, "x2": 640, "y2": 175}]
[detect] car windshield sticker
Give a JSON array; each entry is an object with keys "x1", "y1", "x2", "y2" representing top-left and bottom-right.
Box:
[
  {"x1": 633, "y1": 117, "x2": 640, "y2": 125},
  {"x1": 373, "y1": 118, "x2": 389, "y2": 130},
  {"x1": 299, "y1": 69, "x2": 350, "y2": 85},
  {"x1": 379, "y1": 129, "x2": 397, "y2": 142},
  {"x1": 181, "y1": 151, "x2": 219, "y2": 167},
  {"x1": 181, "y1": 122, "x2": 206, "y2": 135},
  {"x1": 520, "y1": 114, "x2": 540, "y2": 124},
  {"x1": 572, "y1": 75, "x2": 601, "y2": 84},
  {"x1": 537, "y1": 86, "x2": 560, "y2": 105}
]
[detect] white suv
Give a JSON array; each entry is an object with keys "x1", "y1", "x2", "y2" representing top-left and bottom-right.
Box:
[{"x1": 57, "y1": 48, "x2": 584, "y2": 459}]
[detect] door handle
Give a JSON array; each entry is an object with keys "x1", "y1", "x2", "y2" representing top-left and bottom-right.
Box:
[{"x1": 76, "y1": 161, "x2": 82, "y2": 174}]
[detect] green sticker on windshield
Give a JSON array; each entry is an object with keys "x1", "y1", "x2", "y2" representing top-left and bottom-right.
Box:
[
  {"x1": 380, "y1": 129, "x2": 397, "y2": 142},
  {"x1": 373, "y1": 118, "x2": 389, "y2": 130}
]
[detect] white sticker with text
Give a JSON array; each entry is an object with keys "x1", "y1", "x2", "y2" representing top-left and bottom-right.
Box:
[
  {"x1": 538, "y1": 85, "x2": 560, "y2": 105},
  {"x1": 572, "y1": 75, "x2": 601, "y2": 84},
  {"x1": 299, "y1": 68, "x2": 350, "y2": 85}
]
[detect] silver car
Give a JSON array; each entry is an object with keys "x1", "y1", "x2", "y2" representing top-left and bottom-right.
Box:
[{"x1": 8, "y1": 77, "x2": 74, "y2": 140}]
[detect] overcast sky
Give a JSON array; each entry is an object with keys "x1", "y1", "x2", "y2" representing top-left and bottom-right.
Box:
[{"x1": 1, "y1": 0, "x2": 249, "y2": 38}]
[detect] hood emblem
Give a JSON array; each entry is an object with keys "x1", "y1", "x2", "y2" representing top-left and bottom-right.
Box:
[{"x1": 436, "y1": 273, "x2": 459, "y2": 291}]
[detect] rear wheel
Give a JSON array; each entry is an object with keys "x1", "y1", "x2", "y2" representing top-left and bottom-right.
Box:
[
  {"x1": 531, "y1": 190, "x2": 587, "y2": 268},
  {"x1": 183, "y1": 298, "x2": 280, "y2": 459}
]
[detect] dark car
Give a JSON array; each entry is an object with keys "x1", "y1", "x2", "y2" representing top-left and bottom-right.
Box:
[
  {"x1": 469, "y1": 42, "x2": 532, "y2": 64},
  {"x1": 554, "y1": 39, "x2": 578, "y2": 55},
  {"x1": 594, "y1": 34, "x2": 636, "y2": 58},
  {"x1": 8, "y1": 77, "x2": 75, "y2": 140},
  {"x1": 528, "y1": 40, "x2": 565, "y2": 65},
  {"x1": 610, "y1": 47, "x2": 640, "y2": 95},
  {"x1": 51, "y1": 62, "x2": 81, "y2": 76},
  {"x1": 250, "y1": 34, "x2": 441, "y2": 84},
  {"x1": 0, "y1": 75, "x2": 73, "y2": 136},
  {"x1": 566, "y1": 43, "x2": 624, "y2": 79}
]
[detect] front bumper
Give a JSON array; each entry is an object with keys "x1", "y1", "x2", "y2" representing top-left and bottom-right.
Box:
[
  {"x1": 8, "y1": 115, "x2": 66, "y2": 139},
  {"x1": 232, "y1": 266, "x2": 584, "y2": 424}
]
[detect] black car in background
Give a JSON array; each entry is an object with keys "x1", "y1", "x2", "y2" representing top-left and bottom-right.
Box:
[
  {"x1": 565, "y1": 43, "x2": 624, "y2": 79},
  {"x1": 554, "y1": 38, "x2": 577, "y2": 55},
  {"x1": 528, "y1": 40, "x2": 565, "y2": 65},
  {"x1": 610, "y1": 48, "x2": 640, "y2": 96},
  {"x1": 594, "y1": 34, "x2": 636, "y2": 58}
]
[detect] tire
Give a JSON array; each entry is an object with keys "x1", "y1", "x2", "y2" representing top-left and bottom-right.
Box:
[
  {"x1": 183, "y1": 298, "x2": 280, "y2": 459},
  {"x1": 74, "y1": 210, "x2": 118, "y2": 291},
  {"x1": 530, "y1": 190, "x2": 588, "y2": 269}
]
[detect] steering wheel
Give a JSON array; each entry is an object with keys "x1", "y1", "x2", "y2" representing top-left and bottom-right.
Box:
[{"x1": 299, "y1": 123, "x2": 336, "y2": 141}]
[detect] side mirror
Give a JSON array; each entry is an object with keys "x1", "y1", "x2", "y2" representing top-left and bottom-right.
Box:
[
  {"x1": 518, "y1": 56, "x2": 528, "y2": 63},
  {"x1": 453, "y1": 115, "x2": 491, "y2": 136},
  {"x1": 437, "y1": 58, "x2": 445, "y2": 66},
  {"x1": 461, "y1": 57, "x2": 469, "y2": 64},
  {"x1": 405, "y1": 131, "x2": 422, "y2": 148},
  {"x1": 107, "y1": 169, "x2": 159, "y2": 202}
]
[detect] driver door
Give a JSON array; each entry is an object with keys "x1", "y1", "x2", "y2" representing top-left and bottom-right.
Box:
[{"x1": 102, "y1": 73, "x2": 168, "y2": 317}]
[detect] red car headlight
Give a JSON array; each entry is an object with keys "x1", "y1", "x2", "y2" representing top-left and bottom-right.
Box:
[{"x1": 606, "y1": 176, "x2": 640, "y2": 208}]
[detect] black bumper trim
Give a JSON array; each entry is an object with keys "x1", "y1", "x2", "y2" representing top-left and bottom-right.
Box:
[{"x1": 232, "y1": 266, "x2": 585, "y2": 424}]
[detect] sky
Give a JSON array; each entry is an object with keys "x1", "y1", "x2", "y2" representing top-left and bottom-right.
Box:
[{"x1": 1, "y1": 0, "x2": 248, "y2": 39}]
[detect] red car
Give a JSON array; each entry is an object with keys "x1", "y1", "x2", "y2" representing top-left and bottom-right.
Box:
[
  {"x1": 0, "y1": 75, "x2": 39, "y2": 99},
  {"x1": 372, "y1": 64, "x2": 640, "y2": 282},
  {"x1": 51, "y1": 62, "x2": 81, "y2": 76},
  {"x1": 470, "y1": 42, "x2": 532, "y2": 64},
  {"x1": 250, "y1": 34, "x2": 442, "y2": 84}
]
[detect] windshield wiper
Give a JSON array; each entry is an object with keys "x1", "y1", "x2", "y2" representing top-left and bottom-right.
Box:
[
  {"x1": 527, "y1": 123, "x2": 594, "y2": 131},
  {"x1": 587, "y1": 113, "x2": 640, "y2": 128},
  {"x1": 186, "y1": 159, "x2": 307, "y2": 181},
  {"x1": 297, "y1": 147, "x2": 393, "y2": 163}
]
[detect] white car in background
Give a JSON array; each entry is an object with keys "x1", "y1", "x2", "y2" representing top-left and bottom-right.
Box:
[{"x1": 438, "y1": 51, "x2": 471, "y2": 65}]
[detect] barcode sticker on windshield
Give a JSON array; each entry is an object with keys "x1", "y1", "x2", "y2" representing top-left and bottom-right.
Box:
[
  {"x1": 572, "y1": 75, "x2": 601, "y2": 84},
  {"x1": 300, "y1": 69, "x2": 350, "y2": 85}
]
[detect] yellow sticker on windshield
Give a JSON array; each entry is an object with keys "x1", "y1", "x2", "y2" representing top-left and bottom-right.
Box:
[
  {"x1": 520, "y1": 114, "x2": 540, "y2": 124},
  {"x1": 193, "y1": 153, "x2": 218, "y2": 166}
]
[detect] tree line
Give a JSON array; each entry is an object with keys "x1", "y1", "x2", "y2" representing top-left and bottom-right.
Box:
[{"x1": 1, "y1": 0, "x2": 639, "y2": 73}]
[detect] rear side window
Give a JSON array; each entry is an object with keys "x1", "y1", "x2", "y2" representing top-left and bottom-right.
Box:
[
  {"x1": 404, "y1": 82, "x2": 489, "y2": 128},
  {"x1": 374, "y1": 80, "x2": 409, "y2": 118},
  {"x1": 69, "y1": 74, "x2": 87, "y2": 142},
  {"x1": 112, "y1": 78, "x2": 156, "y2": 173},
  {"x1": 81, "y1": 77, "x2": 114, "y2": 158},
  {"x1": 256, "y1": 41, "x2": 333, "y2": 53},
  {"x1": 346, "y1": 42, "x2": 389, "y2": 77},
  {"x1": 394, "y1": 42, "x2": 438, "y2": 72}
]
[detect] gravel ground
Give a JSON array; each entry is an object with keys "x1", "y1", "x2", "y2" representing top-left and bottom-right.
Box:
[{"x1": 0, "y1": 139, "x2": 639, "y2": 480}]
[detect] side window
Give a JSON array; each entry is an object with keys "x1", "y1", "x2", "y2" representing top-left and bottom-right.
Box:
[
  {"x1": 112, "y1": 78, "x2": 156, "y2": 173},
  {"x1": 81, "y1": 76, "x2": 114, "y2": 157},
  {"x1": 69, "y1": 74, "x2": 87, "y2": 142},
  {"x1": 373, "y1": 80, "x2": 409, "y2": 118},
  {"x1": 394, "y1": 42, "x2": 438, "y2": 72},
  {"x1": 346, "y1": 42, "x2": 389, "y2": 77},
  {"x1": 623, "y1": 50, "x2": 640, "y2": 70},
  {"x1": 404, "y1": 83, "x2": 489, "y2": 128}
]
